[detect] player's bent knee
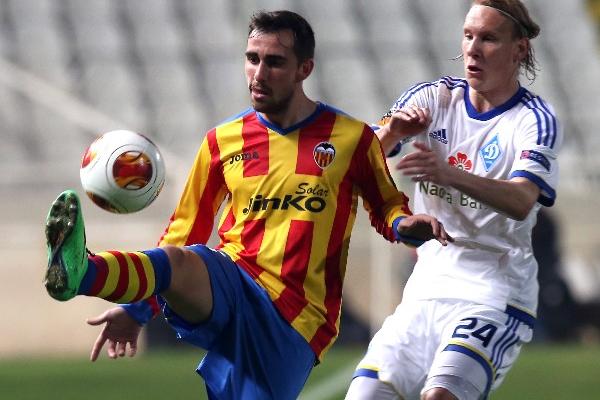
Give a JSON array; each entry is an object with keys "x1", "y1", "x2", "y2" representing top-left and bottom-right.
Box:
[
  {"x1": 161, "y1": 245, "x2": 213, "y2": 323},
  {"x1": 421, "y1": 387, "x2": 457, "y2": 400},
  {"x1": 161, "y1": 245, "x2": 188, "y2": 271},
  {"x1": 422, "y1": 374, "x2": 481, "y2": 400},
  {"x1": 345, "y1": 376, "x2": 401, "y2": 400},
  {"x1": 162, "y1": 245, "x2": 208, "y2": 281}
]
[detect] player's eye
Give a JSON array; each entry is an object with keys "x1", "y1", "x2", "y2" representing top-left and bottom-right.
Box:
[
  {"x1": 246, "y1": 54, "x2": 259, "y2": 64},
  {"x1": 264, "y1": 56, "x2": 286, "y2": 68},
  {"x1": 266, "y1": 60, "x2": 284, "y2": 68}
]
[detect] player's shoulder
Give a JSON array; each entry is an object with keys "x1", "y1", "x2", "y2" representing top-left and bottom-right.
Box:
[
  {"x1": 437, "y1": 76, "x2": 468, "y2": 90},
  {"x1": 432, "y1": 76, "x2": 469, "y2": 101},
  {"x1": 515, "y1": 87, "x2": 558, "y2": 117},
  {"x1": 512, "y1": 87, "x2": 561, "y2": 147},
  {"x1": 319, "y1": 102, "x2": 356, "y2": 120},
  {"x1": 318, "y1": 102, "x2": 372, "y2": 130},
  {"x1": 392, "y1": 76, "x2": 467, "y2": 109},
  {"x1": 214, "y1": 107, "x2": 255, "y2": 129},
  {"x1": 200, "y1": 108, "x2": 256, "y2": 145},
  {"x1": 404, "y1": 76, "x2": 468, "y2": 93}
]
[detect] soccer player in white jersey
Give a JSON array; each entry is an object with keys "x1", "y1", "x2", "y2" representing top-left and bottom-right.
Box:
[{"x1": 346, "y1": 1, "x2": 562, "y2": 399}]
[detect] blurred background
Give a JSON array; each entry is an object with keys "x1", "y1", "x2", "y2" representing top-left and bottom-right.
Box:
[{"x1": 1, "y1": 0, "x2": 600, "y2": 399}]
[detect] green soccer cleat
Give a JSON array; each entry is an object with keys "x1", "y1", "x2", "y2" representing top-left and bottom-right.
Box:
[{"x1": 44, "y1": 190, "x2": 88, "y2": 301}]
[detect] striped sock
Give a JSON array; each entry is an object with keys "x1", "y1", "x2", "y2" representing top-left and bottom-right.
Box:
[{"x1": 77, "y1": 248, "x2": 171, "y2": 303}]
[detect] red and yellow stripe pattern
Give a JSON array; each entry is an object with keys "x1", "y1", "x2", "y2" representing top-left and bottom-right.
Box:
[
  {"x1": 87, "y1": 251, "x2": 156, "y2": 303},
  {"x1": 159, "y1": 104, "x2": 412, "y2": 358}
]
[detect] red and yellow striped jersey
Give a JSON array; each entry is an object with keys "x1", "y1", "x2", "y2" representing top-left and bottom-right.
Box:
[{"x1": 159, "y1": 103, "x2": 412, "y2": 358}]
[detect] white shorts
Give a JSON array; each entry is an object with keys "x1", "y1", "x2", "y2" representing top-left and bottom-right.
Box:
[{"x1": 350, "y1": 299, "x2": 534, "y2": 400}]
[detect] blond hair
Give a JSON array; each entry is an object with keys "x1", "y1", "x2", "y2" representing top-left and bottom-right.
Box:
[{"x1": 473, "y1": 0, "x2": 541, "y2": 81}]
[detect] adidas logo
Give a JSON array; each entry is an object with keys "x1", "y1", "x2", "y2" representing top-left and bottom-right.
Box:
[{"x1": 429, "y1": 129, "x2": 448, "y2": 144}]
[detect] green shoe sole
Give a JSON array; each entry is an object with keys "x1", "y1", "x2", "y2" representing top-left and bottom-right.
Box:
[{"x1": 44, "y1": 190, "x2": 87, "y2": 301}]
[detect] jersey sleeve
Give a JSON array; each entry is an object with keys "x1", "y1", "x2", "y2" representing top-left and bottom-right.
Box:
[
  {"x1": 377, "y1": 81, "x2": 437, "y2": 157},
  {"x1": 354, "y1": 125, "x2": 414, "y2": 243},
  {"x1": 386, "y1": 81, "x2": 435, "y2": 116},
  {"x1": 509, "y1": 103, "x2": 562, "y2": 207},
  {"x1": 158, "y1": 129, "x2": 229, "y2": 246}
]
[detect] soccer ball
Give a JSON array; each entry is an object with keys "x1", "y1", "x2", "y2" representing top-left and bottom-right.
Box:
[{"x1": 80, "y1": 130, "x2": 165, "y2": 213}]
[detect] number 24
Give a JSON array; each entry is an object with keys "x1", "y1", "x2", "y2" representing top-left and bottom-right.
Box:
[{"x1": 452, "y1": 318, "x2": 498, "y2": 348}]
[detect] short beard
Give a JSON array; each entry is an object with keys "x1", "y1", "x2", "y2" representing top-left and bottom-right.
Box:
[{"x1": 251, "y1": 91, "x2": 294, "y2": 115}]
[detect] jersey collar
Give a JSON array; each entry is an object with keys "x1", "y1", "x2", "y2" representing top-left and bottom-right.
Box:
[
  {"x1": 464, "y1": 84, "x2": 527, "y2": 121},
  {"x1": 255, "y1": 102, "x2": 326, "y2": 135}
]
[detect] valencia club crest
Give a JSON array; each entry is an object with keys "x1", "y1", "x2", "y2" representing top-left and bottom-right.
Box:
[{"x1": 313, "y1": 142, "x2": 336, "y2": 169}]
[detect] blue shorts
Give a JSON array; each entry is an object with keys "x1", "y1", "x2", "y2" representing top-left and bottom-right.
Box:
[{"x1": 162, "y1": 244, "x2": 316, "y2": 400}]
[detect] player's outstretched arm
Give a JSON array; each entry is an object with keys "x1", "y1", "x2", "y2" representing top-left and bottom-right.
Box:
[
  {"x1": 397, "y1": 142, "x2": 540, "y2": 220},
  {"x1": 87, "y1": 307, "x2": 143, "y2": 362},
  {"x1": 397, "y1": 214, "x2": 453, "y2": 246}
]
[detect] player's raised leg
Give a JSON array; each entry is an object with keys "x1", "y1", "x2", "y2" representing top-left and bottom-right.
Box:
[
  {"x1": 45, "y1": 189, "x2": 173, "y2": 303},
  {"x1": 44, "y1": 190, "x2": 212, "y2": 322}
]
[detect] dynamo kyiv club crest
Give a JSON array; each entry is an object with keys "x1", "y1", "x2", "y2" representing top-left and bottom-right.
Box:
[{"x1": 479, "y1": 134, "x2": 502, "y2": 171}]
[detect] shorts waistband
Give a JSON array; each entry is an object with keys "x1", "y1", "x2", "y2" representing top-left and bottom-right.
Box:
[{"x1": 505, "y1": 305, "x2": 535, "y2": 328}]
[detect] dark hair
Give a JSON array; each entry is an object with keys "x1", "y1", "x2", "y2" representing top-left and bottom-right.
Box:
[
  {"x1": 473, "y1": 0, "x2": 541, "y2": 81},
  {"x1": 248, "y1": 10, "x2": 315, "y2": 63}
]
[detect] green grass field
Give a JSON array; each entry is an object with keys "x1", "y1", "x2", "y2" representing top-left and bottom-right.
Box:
[{"x1": 1, "y1": 344, "x2": 599, "y2": 399}]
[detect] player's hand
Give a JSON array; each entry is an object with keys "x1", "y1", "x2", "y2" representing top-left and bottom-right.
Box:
[
  {"x1": 390, "y1": 105, "x2": 431, "y2": 136},
  {"x1": 87, "y1": 307, "x2": 143, "y2": 362},
  {"x1": 398, "y1": 214, "x2": 453, "y2": 246},
  {"x1": 396, "y1": 142, "x2": 454, "y2": 186},
  {"x1": 380, "y1": 105, "x2": 431, "y2": 141}
]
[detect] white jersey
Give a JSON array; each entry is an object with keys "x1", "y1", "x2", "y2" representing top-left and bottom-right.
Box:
[{"x1": 388, "y1": 76, "x2": 562, "y2": 316}]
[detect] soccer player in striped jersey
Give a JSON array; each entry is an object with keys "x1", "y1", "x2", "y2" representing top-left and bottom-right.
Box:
[
  {"x1": 43, "y1": 10, "x2": 451, "y2": 400},
  {"x1": 346, "y1": 1, "x2": 562, "y2": 400}
]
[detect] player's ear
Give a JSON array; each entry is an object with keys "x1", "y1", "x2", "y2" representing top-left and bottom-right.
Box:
[
  {"x1": 514, "y1": 38, "x2": 528, "y2": 64},
  {"x1": 296, "y1": 58, "x2": 314, "y2": 81}
]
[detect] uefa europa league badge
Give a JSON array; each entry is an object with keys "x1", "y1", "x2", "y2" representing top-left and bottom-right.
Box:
[{"x1": 313, "y1": 142, "x2": 336, "y2": 169}]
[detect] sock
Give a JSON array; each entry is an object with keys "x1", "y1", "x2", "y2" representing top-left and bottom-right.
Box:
[{"x1": 77, "y1": 248, "x2": 171, "y2": 303}]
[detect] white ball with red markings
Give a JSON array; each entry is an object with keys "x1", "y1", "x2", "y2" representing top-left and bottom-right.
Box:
[{"x1": 80, "y1": 130, "x2": 165, "y2": 213}]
